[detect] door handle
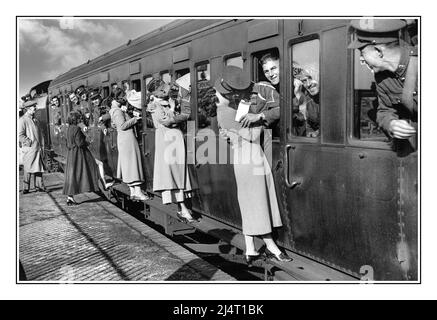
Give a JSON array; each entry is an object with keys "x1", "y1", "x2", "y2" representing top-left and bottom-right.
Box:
[{"x1": 284, "y1": 144, "x2": 302, "y2": 189}]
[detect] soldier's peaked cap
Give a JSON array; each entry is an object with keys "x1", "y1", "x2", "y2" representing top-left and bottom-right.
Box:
[
  {"x1": 89, "y1": 90, "x2": 102, "y2": 100},
  {"x1": 348, "y1": 19, "x2": 406, "y2": 49},
  {"x1": 23, "y1": 100, "x2": 37, "y2": 108},
  {"x1": 214, "y1": 66, "x2": 252, "y2": 95}
]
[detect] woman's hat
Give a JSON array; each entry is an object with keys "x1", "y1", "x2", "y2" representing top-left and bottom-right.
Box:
[{"x1": 214, "y1": 66, "x2": 251, "y2": 95}]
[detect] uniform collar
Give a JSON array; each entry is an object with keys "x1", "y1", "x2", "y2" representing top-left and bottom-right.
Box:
[
  {"x1": 24, "y1": 112, "x2": 34, "y2": 120},
  {"x1": 395, "y1": 46, "x2": 411, "y2": 79}
]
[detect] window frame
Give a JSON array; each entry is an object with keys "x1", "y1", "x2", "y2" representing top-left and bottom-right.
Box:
[
  {"x1": 194, "y1": 60, "x2": 212, "y2": 133},
  {"x1": 223, "y1": 52, "x2": 245, "y2": 69},
  {"x1": 287, "y1": 34, "x2": 321, "y2": 143},
  {"x1": 250, "y1": 47, "x2": 281, "y2": 142},
  {"x1": 346, "y1": 29, "x2": 392, "y2": 150}
]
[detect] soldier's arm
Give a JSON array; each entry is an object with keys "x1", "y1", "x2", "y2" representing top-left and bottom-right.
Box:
[
  {"x1": 173, "y1": 99, "x2": 191, "y2": 123},
  {"x1": 112, "y1": 108, "x2": 138, "y2": 131},
  {"x1": 262, "y1": 106, "x2": 280, "y2": 126},
  {"x1": 375, "y1": 81, "x2": 399, "y2": 135}
]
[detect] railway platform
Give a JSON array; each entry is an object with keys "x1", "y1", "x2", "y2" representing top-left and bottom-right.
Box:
[{"x1": 18, "y1": 172, "x2": 235, "y2": 282}]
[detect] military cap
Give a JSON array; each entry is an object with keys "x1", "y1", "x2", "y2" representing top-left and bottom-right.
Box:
[
  {"x1": 214, "y1": 66, "x2": 251, "y2": 95},
  {"x1": 348, "y1": 19, "x2": 406, "y2": 49},
  {"x1": 89, "y1": 90, "x2": 102, "y2": 101},
  {"x1": 75, "y1": 85, "x2": 85, "y2": 96},
  {"x1": 22, "y1": 100, "x2": 37, "y2": 108}
]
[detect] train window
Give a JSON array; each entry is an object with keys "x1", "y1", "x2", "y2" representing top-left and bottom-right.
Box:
[
  {"x1": 144, "y1": 76, "x2": 153, "y2": 89},
  {"x1": 353, "y1": 50, "x2": 388, "y2": 141},
  {"x1": 102, "y1": 86, "x2": 109, "y2": 98},
  {"x1": 290, "y1": 39, "x2": 320, "y2": 139},
  {"x1": 161, "y1": 72, "x2": 171, "y2": 84},
  {"x1": 131, "y1": 79, "x2": 141, "y2": 92},
  {"x1": 252, "y1": 48, "x2": 280, "y2": 139},
  {"x1": 225, "y1": 54, "x2": 244, "y2": 69},
  {"x1": 175, "y1": 68, "x2": 190, "y2": 79},
  {"x1": 196, "y1": 63, "x2": 212, "y2": 129}
]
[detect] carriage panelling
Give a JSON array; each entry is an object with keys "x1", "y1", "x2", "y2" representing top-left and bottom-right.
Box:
[{"x1": 44, "y1": 18, "x2": 418, "y2": 280}]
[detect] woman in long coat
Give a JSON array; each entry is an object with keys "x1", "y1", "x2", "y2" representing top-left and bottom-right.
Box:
[
  {"x1": 63, "y1": 111, "x2": 100, "y2": 205},
  {"x1": 146, "y1": 80, "x2": 195, "y2": 223},
  {"x1": 109, "y1": 89, "x2": 148, "y2": 201},
  {"x1": 198, "y1": 81, "x2": 292, "y2": 265}
]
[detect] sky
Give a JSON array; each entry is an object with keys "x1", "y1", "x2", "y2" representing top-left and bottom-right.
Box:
[{"x1": 18, "y1": 18, "x2": 173, "y2": 98}]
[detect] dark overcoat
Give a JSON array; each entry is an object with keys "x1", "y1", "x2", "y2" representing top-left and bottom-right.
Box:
[{"x1": 63, "y1": 125, "x2": 100, "y2": 195}]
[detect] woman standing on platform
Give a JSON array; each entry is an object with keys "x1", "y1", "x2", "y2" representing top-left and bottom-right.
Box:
[
  {"x1": 109, "y1": 89, "x2": 149, "y2": 201},
  {"x1": 146, "y1": 79, "x2": 195, "y2": 223},
  {"x1": 198, "y1": 67, "x2": 292, "y2": 266},
  {"x1": 63, "y1": 111, "x2": 100, "y2": 205}
]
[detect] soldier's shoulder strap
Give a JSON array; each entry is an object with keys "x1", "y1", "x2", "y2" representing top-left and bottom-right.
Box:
[{"x1": 402, "y1": 47, "x2": 418, "y2": 114}]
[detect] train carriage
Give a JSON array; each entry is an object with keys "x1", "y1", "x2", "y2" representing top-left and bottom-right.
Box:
[{"x1": 42, "y1": 19, "x2": 418, "y2": 281}]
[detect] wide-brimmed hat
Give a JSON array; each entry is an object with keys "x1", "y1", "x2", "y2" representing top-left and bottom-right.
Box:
[
  {"x1": 348, "y1": 19, "x2": 406, "y2": 49},
  {"x1": 214, "y1": 66, "x2": 251, "y2": 95}
]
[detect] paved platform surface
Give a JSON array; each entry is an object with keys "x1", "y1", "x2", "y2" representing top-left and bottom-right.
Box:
[{"x1": 18, "y1": 172, "x2": 235, "y2": 282}]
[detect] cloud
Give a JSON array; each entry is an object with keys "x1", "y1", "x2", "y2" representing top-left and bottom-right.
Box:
[
  {"x1": 19, "y1": 19, "x2": 125, "y2": 80},
  {"x1": 18, "y1": 18, "x2": 172, "y2": 97}
]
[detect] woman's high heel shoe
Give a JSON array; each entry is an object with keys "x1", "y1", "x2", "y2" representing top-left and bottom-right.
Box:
[
  {"x1": 245, "y1": 254, "x2": 262, "y2": 267},
  {"x1": 176, "y1": 210, "x2": 196, "y2": 223},
  {"x1": 264, "y1": 248, "x2": 293, "y2": 262},
  {"x1": 131, "y1": 191, "x2": 150, "y2": 202},
  {"x1": 66, "y1": 198, "x2": 79, "y2": 206}
]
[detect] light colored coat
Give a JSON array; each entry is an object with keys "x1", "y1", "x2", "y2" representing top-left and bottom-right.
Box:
[
  {"x1": 18, "y1": 114, "x2": 45, "y2": 173},
  {"x1": 147, "y1": 100, "x2": 192, "y2": 193},
  {"x1": 109, "y1": 107, "x2": 144, "y2": 185},
  {"x1": 217, "y1": 103, "x2": 282, "y2": 236}
]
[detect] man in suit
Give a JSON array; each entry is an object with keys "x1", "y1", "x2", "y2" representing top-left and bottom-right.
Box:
[{"x1": 19, "y1": 100, "x2": 46, "y2": 193}]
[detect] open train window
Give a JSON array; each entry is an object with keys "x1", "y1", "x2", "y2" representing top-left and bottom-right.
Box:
[
  {"x1": 144, "y1": 76, "x2": 153, "y2": 90},
  {"x1": 252, "y1": 48, "x2": 280, "y2": 139},
  {"x1": 225, "y1": 54, "x2": 244, "y2": 69},
  {"x1": 196, "y1": 62, "x2": 212, "y2": 129},
  {"x1": 290, "y1": 39, "x2": 320, "y2": 140},
  {"x1": 131, "y1": 79, "x2": 141, "y2": 92},
  {"x1": 102, "y1": 86, "x2": 109, "y2": 98},
  {"x1": 353, "y1": 50, "x2": 388, "y2": 141}
]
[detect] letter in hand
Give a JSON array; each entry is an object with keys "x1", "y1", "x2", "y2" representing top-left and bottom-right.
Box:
[
  {"x1": 239, "y1": 113, "x2": 262, "y2": 128},
  {"x1": 389, "y1": 119, "x2": 416, "y2": 139}
]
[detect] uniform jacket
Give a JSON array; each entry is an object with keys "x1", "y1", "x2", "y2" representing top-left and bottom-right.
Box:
[
  {"x1": 19, "y1": 113, "x2": 45, "y2": 173},
  {"x1": 375, "y1": 46, "x2": 418, "y2": 136},
  {"x1": 250, "y1": 81, "x2": 280, "y2": 126}
]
